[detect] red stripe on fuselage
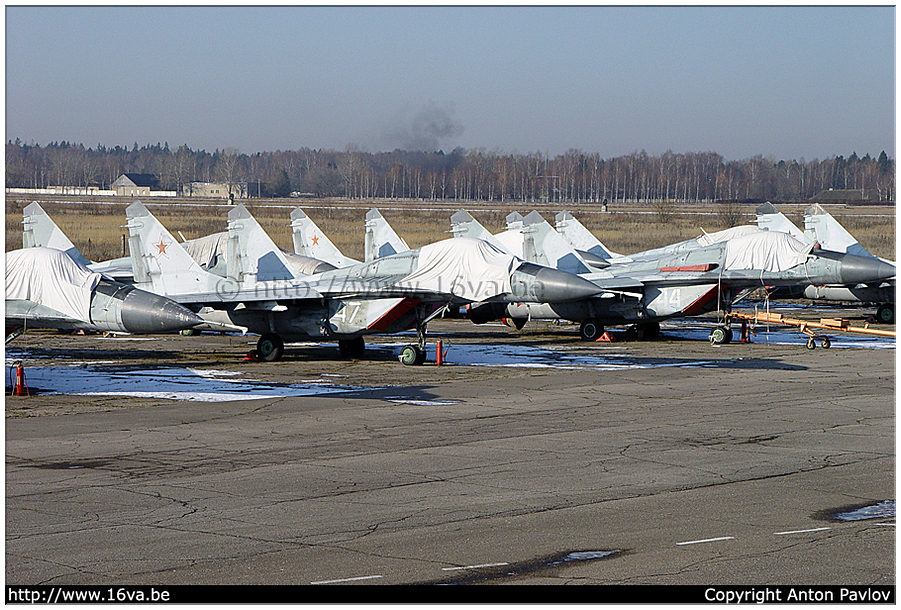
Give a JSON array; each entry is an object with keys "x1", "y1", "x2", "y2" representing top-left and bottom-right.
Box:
[
  {"x1": 367, "y1": 298, "x2": 420, "y2": 331},
  {"x1": 682, "y1": 286, "x2": 722, "y2": 315}
]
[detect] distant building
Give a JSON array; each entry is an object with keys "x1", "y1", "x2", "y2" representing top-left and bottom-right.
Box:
[
  {"x1": 112, "y1": 173, "x2": 160, "y2": 197},
  {"x1": 183, "y1": 181, "x2": 248, "y2": 198},
  {"x1": 810, "y1": 189, "x2": 873, "y2": 204}
]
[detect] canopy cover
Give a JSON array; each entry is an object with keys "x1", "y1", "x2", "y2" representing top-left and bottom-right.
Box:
[
  {"x1": 182, "y1": 231, "x2": 228, "y2": 269},
  {"x1": 395, "y1": 237, "x2": 518, "y2": 302},
  {"x1": 723, "y1": 231, "x2": 814, "y2": 272},
  {"x1": 6, "y1": 247, "x2": 101, "y2": 322}
]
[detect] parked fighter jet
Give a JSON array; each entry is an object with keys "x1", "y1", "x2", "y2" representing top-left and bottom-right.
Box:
[
  {"x1": 290, "y1": 208, "x2": 360, "y2": 268},
  {"x1": 466, "y1": 210, "x2": 895, "y2": 342},
  {"x1": 755, "y1": 202, "x2": 895, "y2": 323},
  {"x1": 125, "y1": 201, "x2": 602, "y2": 363},
  {"x1": 5, "y1": 247, "x2": 203, "y2": 343}
]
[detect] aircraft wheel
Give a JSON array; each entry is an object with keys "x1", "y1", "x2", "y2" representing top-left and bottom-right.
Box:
[
  {"x1": 821, "y1": 337, "x2": 831, "y2": 349},
  {"x1": 180, "y1": 328, "x2": 199, "y2": 336},
  {"x1": 709, "y1": 326, "x2": 732, "y2": 344},
  {"x1": 256, "y1": 333, "x2": 285, "y2": 362},
  {"x1": 338, "y1": 337, "x2": 365, "y2": 359},
  {"x1": 806, "y1": 338, "x2": 816, "y2": 350},
  {"x1": 399, "y1": 345, "x2": 426, "y2": 366},
  {"x1": 579, "y1": 318, "x2": 604, "y2": 341},
  {"x1": 876, "y1": 304, "x2": 894, "y2": 324}
]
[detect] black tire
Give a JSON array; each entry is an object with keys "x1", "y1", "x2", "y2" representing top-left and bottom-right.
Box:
[
  {"x1": 821, "y1": 337, "x2": 831, "y2": 349},
  {"x1": 398, "y1": 345, "x2": 425, "y2": 366},
  {"x1": 876, "y1": 304, "x2": 894, "y2": 324},
  {"x1": 635, "y1": 321, "x2": 660, "y2": 340},
  {"x1": 338, "y1": 337, "x2": 366, "y2": 359},
  {"x1": 256, "y1": 333, "x2": 285, "y2": 362},
  {"x1": 579, "y1": 318, "x2": 604, "y2": 341},
  {"x1": 806, "y1": 338, "x2": 816, "y2": 350},
  {"x1": 709, "y1": 326, "x2": 732, "y2": 344},
  {"x1": 415, "y1": 346, "x2": 427, "y2": 365}
]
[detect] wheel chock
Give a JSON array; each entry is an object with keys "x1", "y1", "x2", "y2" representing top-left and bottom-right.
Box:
[
  {"x1": 242, "y1": 350, "x2": 259, "y2": 362},
  {"x1": 596, "y1": 331, "x2": 615, "y2": 342}
]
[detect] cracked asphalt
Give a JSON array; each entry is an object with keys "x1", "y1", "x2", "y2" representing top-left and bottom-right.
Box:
[{"x1": 5, "y1": 312, "x2": 895, "y2": 586}]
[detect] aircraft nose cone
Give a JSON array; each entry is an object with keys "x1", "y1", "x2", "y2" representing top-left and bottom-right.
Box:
[
  {"x1": 511, "y1": 262, "x2": 603, "y2": 302},
  {"x1": 839, "y1": 254, "x2": 896, "y2": 285},
  {"x1": 120, "y1": 289, "x2": 204, "y2": 333}
]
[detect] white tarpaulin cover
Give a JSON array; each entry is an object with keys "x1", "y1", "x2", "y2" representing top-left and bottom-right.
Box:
[
  {"x1": 395, "y1": 237, "x2": 517, "y2": 301},
  {"x1": 723, "y1": 231, "x2": 814, "y2": 272},
  {"x1": 696, "y1": 225, "x2": 760, "y2": 246},
  {"x1": 182, "y1": 231, "x2": 228, "y2": 269},
  {"x1": 6, "y1": 247, "x2": 101, "y2": 322}
]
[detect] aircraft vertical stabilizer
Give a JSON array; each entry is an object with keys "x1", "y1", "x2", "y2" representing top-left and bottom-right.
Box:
[
  {"x1": 22, "y1": 202, "x2": 92, "y2": 266},
  {"x1": 290, "y1": 208, "x2": 359, "y2": 267},
  {"x1": 554, "y1": 211, "x2": 619, "y2": 259},
  {"x1": 227, "y1": 204, "x2": 300, "y2": 284},
  {"x1": 521, "y1": 211, "x2": 592, "y2": 275},
  {"x1": 364, "y1": 209, "x2": 409, "y2": 261},
  {"x1": 449, "y1": 210, "x2": 509, "y2": 252},
  {"x1": 125, "y1": 200, "x2": 222, "y2": 297},
  {"x1": 754, "y1": 203, "x2": 806, "y2": 241},
  {"x1": 803, "y1": 204, "x2": 873, "y2": 258}
]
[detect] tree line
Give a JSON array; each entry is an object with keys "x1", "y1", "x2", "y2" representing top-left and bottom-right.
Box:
[{"x1": 5, "y1": 139, "x2": 895, "y2": 204}]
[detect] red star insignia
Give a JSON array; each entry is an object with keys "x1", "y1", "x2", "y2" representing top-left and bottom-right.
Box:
[
  {"x1": 311, "y1": 234, "x2": 320, "y2": 247},
  {"x1": 154, "y1": 236, "x2": 170, "y2": 258}
]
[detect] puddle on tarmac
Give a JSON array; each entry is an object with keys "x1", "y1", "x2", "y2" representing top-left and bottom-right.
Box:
[
  {"x1": 368, "y1": 342, "x2": 718, "y2": 370},
  {"x1": 422, "y1": 549, "x2": 622, "y2": 585},
  {"x1": 835, "y1": 500, "x2": 896, "y2": 522},
  {"x1": 4, "y1": 364, "x2": 370, "y2": 402}
]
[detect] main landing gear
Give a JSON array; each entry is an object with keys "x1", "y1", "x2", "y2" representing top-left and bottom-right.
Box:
[
  {"x1": 709, "y1": 326, "x2": 733, "y2": 345},
  {"x1": 339, "y1": 337, "x2": 366, "y2": 359},
  {"x1": 579, "y1": 319, "x2": 660, "y2": 342},
  {"x1": 256, "y1": 333, "x2": 285, "y2": 362},
  {"x1": 876, "y1": 303, "x2": 894, "y2": 324},
  {"x1": 255, "y1": 334, "x2": 368, "y2": 362},
  {"x1": 579, "y1": 318, "x2": 604, "y2": 341}
]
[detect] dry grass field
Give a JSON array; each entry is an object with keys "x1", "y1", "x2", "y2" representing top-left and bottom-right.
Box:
[{"x1": 5, "y1": 196, "x2": 895, "y2": 263}]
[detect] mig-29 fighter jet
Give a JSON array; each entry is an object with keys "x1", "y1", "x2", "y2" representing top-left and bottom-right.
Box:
[
  {"x1": 755, "y1": 202, "x2": 895, "y2": 323},
  {"x1": 125, "y1": 201, "x2": 602, "y2": 363},
  {"x1": 5, "y1": 247, "x2": 202, "y2": 343},
  {"x1": 463, "y1": 210, "x2": 895, "y2": 342}
]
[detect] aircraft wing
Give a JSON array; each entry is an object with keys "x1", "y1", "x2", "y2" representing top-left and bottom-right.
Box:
[{"x1": 5, "y1": 300, "x2": 88, "y2": 329}]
